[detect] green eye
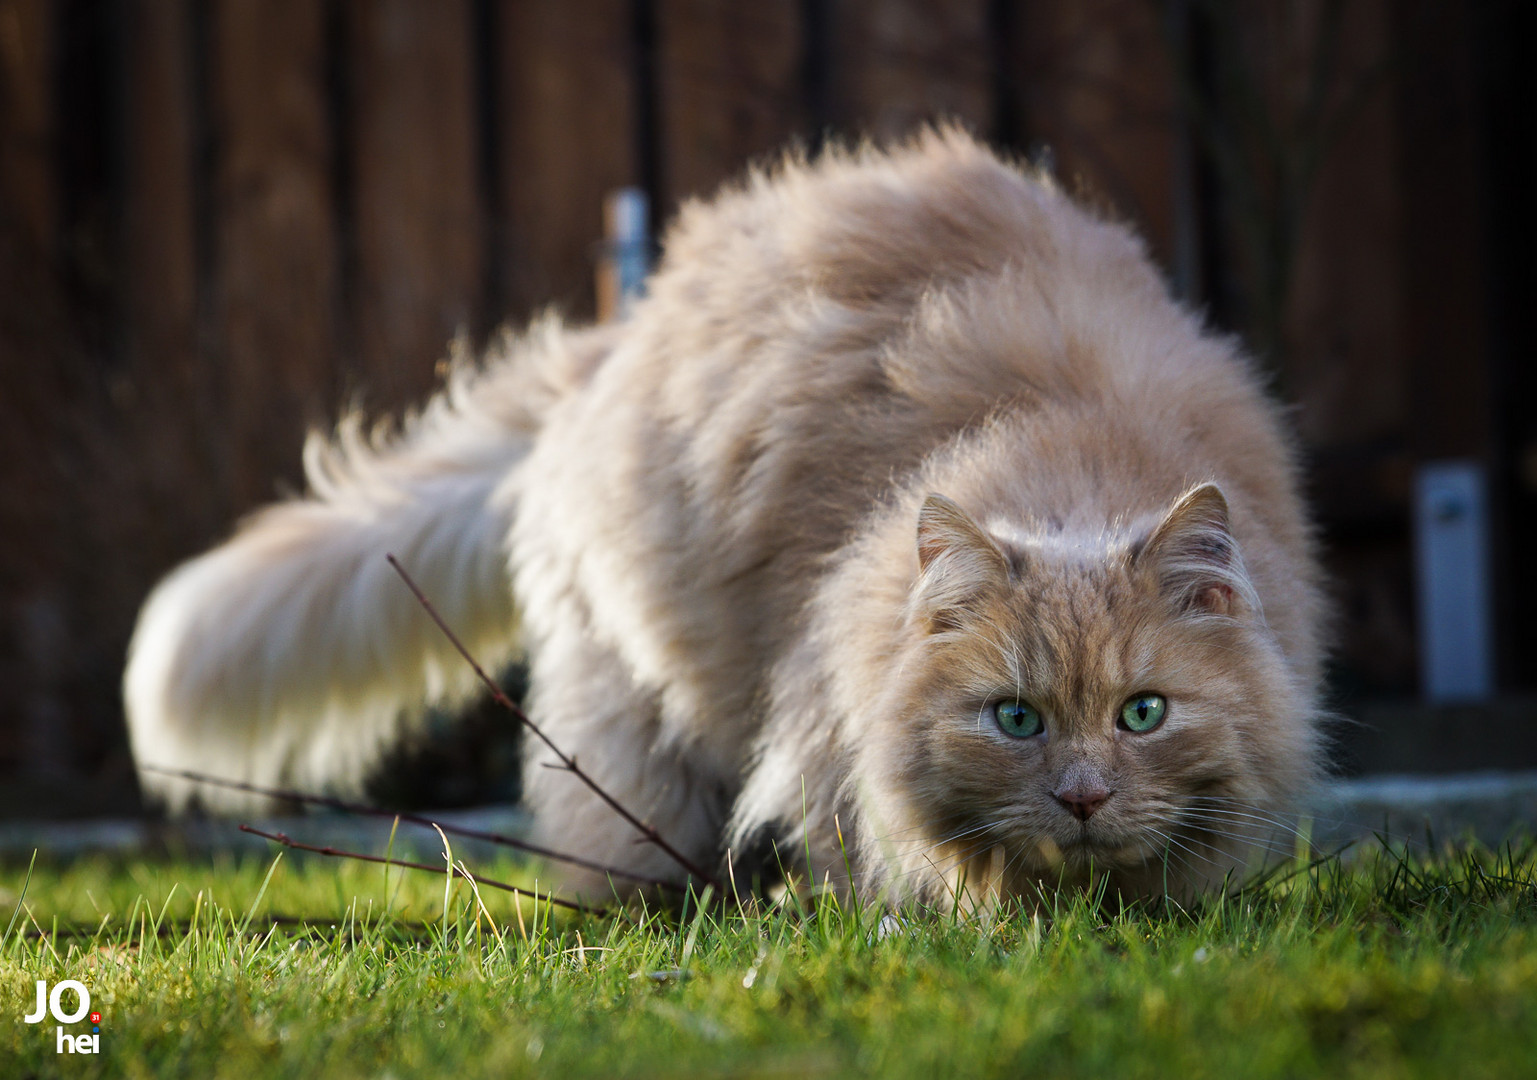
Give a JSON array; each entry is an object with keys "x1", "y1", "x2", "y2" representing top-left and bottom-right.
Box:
[
  {"x1": 993, "y1": 700, "x2": 1044, "y2": 738},
  {"x1": 1119, "y1": 694, "x2": 1167, "y2": 733}
]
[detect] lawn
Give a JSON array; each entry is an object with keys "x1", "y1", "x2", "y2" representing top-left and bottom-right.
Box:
[{"x1": 4, "y1": 834, "x2": 1536, "y2": 1078}]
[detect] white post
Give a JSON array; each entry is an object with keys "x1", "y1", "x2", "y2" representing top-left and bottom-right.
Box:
[
  {"x1": 597, "y1": 187, "x2": 650, "y2": 321},
  {"x1": 1414, "y1": 460, "x2": 1494, "y2": 702}
]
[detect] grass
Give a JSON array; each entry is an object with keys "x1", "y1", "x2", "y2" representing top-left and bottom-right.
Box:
[{"x1": 4, "y1": 835, "x2": 1537, "y2": 1078}]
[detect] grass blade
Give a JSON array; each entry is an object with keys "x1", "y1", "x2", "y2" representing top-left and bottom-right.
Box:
[{"x1": 2, "y1": 848, "x2": 37, "y2": 949}]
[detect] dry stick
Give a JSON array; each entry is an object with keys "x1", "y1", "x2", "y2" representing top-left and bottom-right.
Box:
[
  {"x1": 387, "y1": 554, "x2": 723, "y2": 891},
  {"x1": 238, "y1": 825, "x2": 604, "y2": 916},
  {"x1": 25, "y1": 914, "x2": 475, "y2": 942},
  {"x1": 144, "y1": 765, "x2": 685, "y2": 895}
]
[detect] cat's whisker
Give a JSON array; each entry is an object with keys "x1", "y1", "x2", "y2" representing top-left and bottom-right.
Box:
[
  {"x1": 1177, "y1": 807, "x2": 1316, "y2": 845},
  {"x1": 1177, "y1": 798, "x2": 1317, "y2": 832},
  {"x1": 848, "y1": 823, "x2": 1007, "y2": 890},
  {"x1": 1180, "y1": 826, "x2": 1302, "y2": 862},
  {"x1": 1145, "y1": 807, "x2": 1296, "y2": 867},
  {"x1": 1169, "y1": 808, "x2": 1295, "y2": 844},
  {"x1": 1144, "y1": 828, "x2": 1243, "y2": 880},
  {"x1": 1180, "y1": 799, "x2": 1296, "y2": 818},
  {"x1": 870, "y1": 818, "x2": 1002, "y2": 850},
  {"x1": 1003, "y1": 636, "x2": 1028, "y2": 704},
  {"x1": 1183, "y1": 795, "x2": 1360, "y2": 835},
  {"x1": 846, "y1": 840, "x2": 1006, "y2": 897},
  {"x1": 1142, "y1": 822, "x2": 1213, "y2": 862},
  {"x1": 1180, "y1": 829, "x2": 1291, "y2": 866},
  {"x1": 1167, "y1": 821, "x2": 1305, "y2": 869},
  {"x1": 923, "y1": 848, "x2": 999, "y2": 890},
  {"x1": 970, "y1": 685, "x2": 1018, "y2": 732},
  {"x1": 1178, "y1": 807, "x2": 1301, "y2": 834},
  {"x1": 872, "y1": 821, "x2": 1042, "y2": 895},
  {"x1": 970, "y1": 622, "x2": 1026, "y2": 696},
  {"x1": 894, "y1": 832, "x2": 1004, "y2": 879}
]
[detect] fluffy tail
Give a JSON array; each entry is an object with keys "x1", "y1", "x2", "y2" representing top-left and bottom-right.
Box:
[{"x1": 125, "y1": 317, "x2": 612, "y2": 812}]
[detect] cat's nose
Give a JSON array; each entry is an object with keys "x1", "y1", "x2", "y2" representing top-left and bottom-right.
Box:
[{"x1": 1052, "y1": 785, "x2": 1112, "y2": 821}]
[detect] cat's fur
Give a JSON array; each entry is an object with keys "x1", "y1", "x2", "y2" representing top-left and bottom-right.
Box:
[{"x1": 125, "y1": 129, "x2": 1326, "y2": 908}]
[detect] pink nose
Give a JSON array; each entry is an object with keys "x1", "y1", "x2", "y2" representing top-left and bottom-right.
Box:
[{"x1": 1053, "y1": 786, "x2": 1112, "y2": 821}]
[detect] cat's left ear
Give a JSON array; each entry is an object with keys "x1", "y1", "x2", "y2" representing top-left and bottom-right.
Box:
[
  {"x1": 1135, "y1": 483, "x2": 1257, "y2": 618},
  {"x1": 910, "y1": 493, "x2": 1010, "y2": 631}
]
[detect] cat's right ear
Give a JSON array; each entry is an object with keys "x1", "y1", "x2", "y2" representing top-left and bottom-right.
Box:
[
  {"x1": 910, "y1": 494, "x2": 1009, "y2": 632},
  {"x1": 1135, "y1": 482, "x2": 1258, "y2": 619}
]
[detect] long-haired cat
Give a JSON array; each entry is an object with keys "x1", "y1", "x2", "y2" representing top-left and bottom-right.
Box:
[{"x1": 125, "y1": 128, "x2": 1327, "y2": 909}]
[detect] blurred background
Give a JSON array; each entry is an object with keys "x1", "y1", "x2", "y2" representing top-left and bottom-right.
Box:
[{"x1": 0, "y1": 0, "x2": 1531, "y2": 821}]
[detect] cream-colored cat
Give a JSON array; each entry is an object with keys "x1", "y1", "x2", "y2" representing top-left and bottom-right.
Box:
[{"x1": 125, "y1": 128, "x2": 1326, "y2": 908}]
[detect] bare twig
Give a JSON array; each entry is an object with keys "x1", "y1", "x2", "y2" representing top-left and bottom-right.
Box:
[
  {"x1": 24, "y1": 914, "x2": 504, "y2": 942},
  {"x1": 387, "y1": 553, "x2": 722, "y2": 890},
  {"x1": 145, "y1": 765, "x2": 686, "y2": 895},
  {"x1": 238, "y1": 825, "x2": 605, "y2": 916}
]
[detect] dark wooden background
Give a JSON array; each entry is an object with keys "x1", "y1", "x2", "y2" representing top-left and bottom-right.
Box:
[{"x1": 1, "y1": 0, "x2": 1532, "y2": 817}]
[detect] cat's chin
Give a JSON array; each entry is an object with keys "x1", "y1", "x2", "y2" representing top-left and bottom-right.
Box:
[
  {"x1": 1037, "y1": 834, "x2": 1167, "y2": 876},
  {"x1": 918, "y1": 825, "x2": 1257, "y2": 910},
  {"x1": 1008, "y1": 834, "x2": 1242, "y2": 904}
]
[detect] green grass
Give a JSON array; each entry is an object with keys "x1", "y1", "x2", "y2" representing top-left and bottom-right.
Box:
[{"x1": 4, "y1": 836, "x2": 1537, "y2": 1078}]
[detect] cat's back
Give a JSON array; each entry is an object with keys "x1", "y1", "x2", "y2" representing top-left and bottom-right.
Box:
[
  {"x1": 514, "y1": 128, "x2": 1307, "y2": 744},
  {"x1": 556, "y1": 128, "x2": 1267, "y2": 576},
  {"x1": 572, "y1": 127, "x2": 1187, "y2": 531}
]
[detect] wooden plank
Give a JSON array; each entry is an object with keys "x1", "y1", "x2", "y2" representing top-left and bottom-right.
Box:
[
  {"x1": 1478, "y1": 0, "x2": 1537, "y2": 690},
  {"x1": 348, "y1": 0, "x2": 483, "y2": 407},
  {"x1": 497, "y1": 0, "x2": 634, "y2": 321},
  {"x1": 0, "y1": 0, "x2": 63, "y2": 783},
  {"x1": 124, "y1": 0, "x2": 197, "y2": 387},
  {"x1": 654, "y1": 0, "x2": 803, "y2": 207},
  {"x1": 829, "y1": 0, "x2": 991, "y2": 141},
  {"x1": 1284, "y1": 0, "x2": 1406, "y2": 449},
  {"x1": 0, "y1": 0, "x2": 54, "y2": 253},
  {"x1": 208, "y1": 0, "x2": 337, "y2": 511},
  {"x1": 0, "y1": 0, "x2": 60, "y2": 585},
  {"x1": 1392, "y1": 0, "x2": 1489, "y2": 462},
  {"x1": 1001, "y1": 0, "x2": 1179, "y2": 268},
  {"x1": 121, "y1": 0, "x2": 212, "y2": 543},
  {"x1": 110, "y1": 0, "x2": 258, "y2": 718}
]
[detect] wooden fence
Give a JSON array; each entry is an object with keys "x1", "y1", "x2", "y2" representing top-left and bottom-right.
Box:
[{"x1": 0, "y1": 0, "x2": 1529, "y2": 815}]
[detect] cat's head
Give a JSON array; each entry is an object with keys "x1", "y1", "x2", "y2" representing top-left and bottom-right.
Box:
[{"x1": 854, "y1": 482, "x2": 1319, "y2": 903}]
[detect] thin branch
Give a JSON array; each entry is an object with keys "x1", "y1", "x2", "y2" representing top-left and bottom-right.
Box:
[
  {"x1": 22, "y1": 914, "x2": 490, "y2": 942},
  {"x1": 387, "y1": 553, "x2": 722, "y2": 890},
  {"x1": 238, "y1": 825, "x2": 605, "y2": 916},
  {"x1": 145, "y1": 765, "x2": 686, "y2": 895}
]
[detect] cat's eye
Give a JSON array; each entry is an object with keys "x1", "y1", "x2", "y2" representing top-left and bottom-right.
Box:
[
  {"x1": 1119, "y1": 693, "x2": 1167, "y2": 733},
  {"x1": 993, "y1": 700, "x2": 1044, "y2": 738}
]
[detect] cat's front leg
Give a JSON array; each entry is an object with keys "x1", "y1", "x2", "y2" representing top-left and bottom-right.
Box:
[
  {"x1": 518, "y1": 619, "x2": 728, "y2": 901},
  {"x1": 725, "y1": 700, "x2": 858, "y2": 904}
]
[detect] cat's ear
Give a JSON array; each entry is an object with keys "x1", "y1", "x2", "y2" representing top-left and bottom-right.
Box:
[
  {"x1": 1135, "y1": 483, "x2": 1256, "y2": 618},
  {"x1": 911, "y1": 494, "x2": 1010, "y2": 631}
]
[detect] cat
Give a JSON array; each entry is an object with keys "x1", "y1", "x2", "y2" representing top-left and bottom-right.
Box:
[{"x1": 124, "y1": 127, "x2": 1327, "y2": 910}]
